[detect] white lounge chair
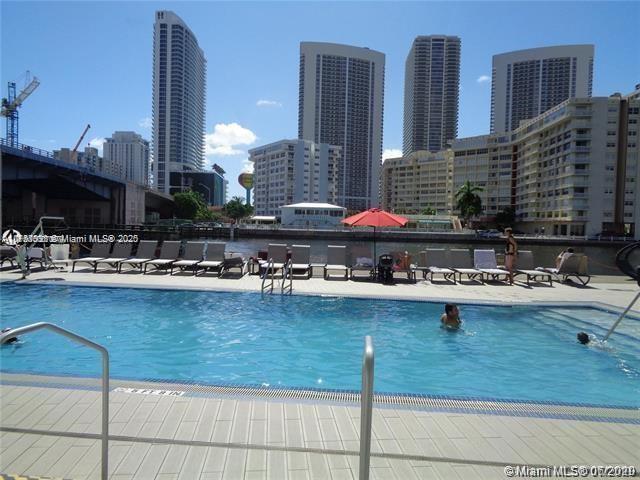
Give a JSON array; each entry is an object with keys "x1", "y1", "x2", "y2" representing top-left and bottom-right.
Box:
[
  {"x1": 49, "y1": 243, "x2": 70, "y2": 271},
  {"x1": 196, "y1": 242, "x2": 226, "y2": 276},
  {"x1": 450, "y1": 249, "x2": 483, "y2": 284},
  {"x1": 93, "y1": 242, "x2": 133, "y2": 272},
  {"x1": 143, "y1": 241, "x2": 181, "y2": 274},
  {"x1": 290, "y1": 245, "x2": 311, "y2": 279},
  {"x1": 540, "y1": 254, "x2": 591, "y2": 286},
  {"x1": 72, "y1": 242, "x2": 111, "y2": 272},
  {"x1": 474, "y1": 249, "x2": 510, "y2": 283},
  {"x1": 117, "y1": 240, "x2": 158, "y2": 272},
  {"x1": 423, "y1": 249, "x2": 456, "y2": 284},
  {"x1": 349, "y1": 245, "x2": 375, "y2": 280},
  {"x1": 171, "y1": 241, "x2": 205, "y2": 275},
  {"x1": 515, "y1": 250, "x2": 553, "y2": 286},
  {"x1": 324, "y1": 245, "x2": 349, "y2": 280}
]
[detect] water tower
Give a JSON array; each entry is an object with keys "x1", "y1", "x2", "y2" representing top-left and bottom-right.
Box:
[{"x1": 238, "y1": 172, "x2": 254, "y2": 205}]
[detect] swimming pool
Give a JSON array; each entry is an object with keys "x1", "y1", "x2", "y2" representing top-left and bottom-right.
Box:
[{"x1": 1, "y1": 283, "x2": 638, "y2": 407}]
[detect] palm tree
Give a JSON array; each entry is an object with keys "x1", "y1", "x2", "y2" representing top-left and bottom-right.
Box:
[{"x1": 455, "y1": 181, "x2": 483, "y2": 226}]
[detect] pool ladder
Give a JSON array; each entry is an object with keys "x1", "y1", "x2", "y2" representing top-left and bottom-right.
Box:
[{"x1": 260, "y1": 258, "x2": 293, "y2": 296}]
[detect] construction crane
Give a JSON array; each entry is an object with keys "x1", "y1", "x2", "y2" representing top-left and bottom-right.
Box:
[
  {"x1": 71, "y1": 123, "x2": 91, "y2": 164},
  {"x1": 1, "y1": 71, "x2": 40, "y2": 147}
]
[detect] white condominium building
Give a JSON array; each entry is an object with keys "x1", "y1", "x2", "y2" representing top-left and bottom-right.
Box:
[
  {"x1": 403, "y1": 35, "x2": 461, "y2": 154},
  {"x1": 103, "y1": 131, "x2": 150, "y2": 186},
  {"x1": 152, "y1": 10, "x2": 206, "y2": 194},
  {"x1": 298, "y1": 42, "x2": 385, "y2": 211},
  {"x1": 512, "y1": 93, "x2": 639, "y2": 237},
  {"x1": 381, "y1": 150, "x2": 452, "y2": 214},
  {"x1": 491, "y1": 45, "x2": 594, "y2": 133},
  {"x1": 382, "y1": 88, "x2": 640, "y2": 239},
  {"x1": 249, "y1": 139, "x2": 342, "y2": 217}
]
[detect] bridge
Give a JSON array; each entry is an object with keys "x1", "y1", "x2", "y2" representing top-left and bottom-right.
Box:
[{"x1": 1, "y1": 138, "x2": 173, "y2": 228}]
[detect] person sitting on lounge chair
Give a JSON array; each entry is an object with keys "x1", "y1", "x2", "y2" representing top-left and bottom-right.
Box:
[
  {"x1": 556, "y1": 248, "x2": 574, "y2": 269},
  {"x1": 440, "y1": 304, "x2": 461, "y2": 330}
]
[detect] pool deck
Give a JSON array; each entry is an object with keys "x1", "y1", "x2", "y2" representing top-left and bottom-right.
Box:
[{"x1": 1, "y1": 266, "x2": 639, "y2": 478}]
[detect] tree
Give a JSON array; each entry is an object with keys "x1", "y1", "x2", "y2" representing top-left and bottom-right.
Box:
[
  {"x1": 495, "y1": 207, "x2": 516, "y2": 229},
  {"x1": 173, "y1": 189, "x2": 212, "y2": 220},
  {"x1": 223, "y1": 196, "x2": 253, "y2": 221},
  {"x1": 421, "y1": 206, "x2": 436, "y2": 216},
  {"x1": 455, "y1": 181, "x2": 483, "y2": 226}
]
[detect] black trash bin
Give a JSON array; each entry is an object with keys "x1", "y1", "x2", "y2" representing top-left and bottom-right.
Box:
[{"x1": 377, "y1": 254, "x2": 394, "y2": 284}]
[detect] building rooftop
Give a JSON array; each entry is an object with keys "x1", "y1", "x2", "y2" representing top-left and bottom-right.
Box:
[{"x1": 281, "y1": 202, "x2": 345, "y2": 209}]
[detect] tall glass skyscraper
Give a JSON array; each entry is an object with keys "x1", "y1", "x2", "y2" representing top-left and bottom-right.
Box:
[
  {"x1": 298, "y1": 42, "x2": 385, "y2": 211},
  {"x1": 490, "y1": 45, "x2": 594, "y2": 133},
  {"x1": 152, "y1": 10, "x2": 206, "y2": 194},
  {"x1": 403, "y1": 35, "x2": 461, "y2": 154}
]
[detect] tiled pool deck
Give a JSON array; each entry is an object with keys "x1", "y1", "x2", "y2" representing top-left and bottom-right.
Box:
[{"x1": 1, "y1": 267, "x2": 639, "y2": 478}]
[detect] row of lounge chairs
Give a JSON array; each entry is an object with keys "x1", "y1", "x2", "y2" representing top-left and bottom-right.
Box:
[
  {"x1": 256, "y1": 243, "x2": 591, "y2": 286},
  {"x1": 70, "y1": 241, "x2": 244, "y2": 276}
]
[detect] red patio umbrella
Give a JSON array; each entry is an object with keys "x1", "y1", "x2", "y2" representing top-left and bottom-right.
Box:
[{"x1": 341, "y1": 208, "x2": 409, "y2": 264}]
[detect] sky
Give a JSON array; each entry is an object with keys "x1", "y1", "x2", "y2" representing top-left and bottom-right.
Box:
[{"x1": 2, "y1": 1, "x2": 639, "y2": 199}]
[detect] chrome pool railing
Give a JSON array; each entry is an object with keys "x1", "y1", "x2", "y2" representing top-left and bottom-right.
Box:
[
  {"x1": 261, "y1": 258, "x2": 275, "y2": 296},
  {"x1": 282, "y1": 258, "x2": 293, "y2": 295},
  {"x1": 359, "y1": 335, "x2": 374, "y2": 480},
  {"x1": 0, "y1": 322, "x2": 110, "y2": 480}
]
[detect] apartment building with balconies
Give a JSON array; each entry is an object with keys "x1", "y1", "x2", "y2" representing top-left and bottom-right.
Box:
[{"x1": 249, "y1": 139, "x2": 341, "y2": 217}]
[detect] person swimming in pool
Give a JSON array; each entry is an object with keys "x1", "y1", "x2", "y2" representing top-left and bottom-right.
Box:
[{"x1": 440, "y1": 304, "x2": 461, "y2": 329}]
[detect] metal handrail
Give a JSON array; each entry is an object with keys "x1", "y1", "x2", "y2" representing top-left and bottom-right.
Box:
[
  {"x1": 281, "y1": 258, "x2": 293, "y2": 295},
  {"x1": 359, "y1": 335, "x2": 374, "y2": 480},
  {"x1": 0, "y1": 323, "x2": 109, "y2": 480},
  {"x1": 603, "y1": 291, "x2": 640, "y2": 341},
  {"x1": 261, "y1": 258, "x2": 275, "y2": 296}
]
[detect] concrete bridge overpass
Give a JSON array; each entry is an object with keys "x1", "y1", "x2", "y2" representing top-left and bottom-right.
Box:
[{"x1": 1, "y1": 139, "x2": 173, "y2": 228}]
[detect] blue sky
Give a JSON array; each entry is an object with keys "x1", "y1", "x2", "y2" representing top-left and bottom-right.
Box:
[{"x1": 2, "y1": 1, "x2": 639, "y2": 199}]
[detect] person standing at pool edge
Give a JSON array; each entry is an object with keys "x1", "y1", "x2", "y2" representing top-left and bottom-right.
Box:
[
  {"x1": 504, "y1": 227, "x2": 518, "y2": 285},
  {"x1": 441, "y1": 304, "x2": 461, "y2": 329}
]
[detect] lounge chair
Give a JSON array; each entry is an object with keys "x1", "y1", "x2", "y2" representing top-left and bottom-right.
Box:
[
  {"x1": 171, "y1": 241, "x2": 205, "y2": 275},
  {"x1": 324, "y1": 245, "x2": 349, "y2": 280},
  {"x1": 540, "y1": 254, "x2": 591, "y2": 286},
  {"x1": 221, "y1": 254, "x2": 245, "y2": 276},
  {"x1": 49, "y1": 244, "x2": 70, "y2": 271},
  {"x1": 0, "y1": 245, "x2": 17, "y2": 268},
  {"x1": 117, "y1": 240, "x2": 158, "y2": 272},
  {"x1": 423, "y1": 249, "x2": 456, "y2": 284},
  {"x1": 474, "y1": 249, "x2": 510, "y2": 283},
  {"x1": 72, "y1": 242, "x2": 111, "y2": 272},
  {"x1": 389, "y1": 251, "x2": 416, "y2": 282},
  {"x1": 349, "y1": 245, "x2": 375, "y2": 280},
  {"x1": 259, "y1": 244, "x2": 288, "y2": 278},
  {"x1": 450, "y1": 249, "x2": 483, "y2": 284},
  {"x1": 196, "y1": 242, "x2": 226, "y2": 276},
  {"x1": 93, "y1": 242, "x2": 133, "y2": 272},
  {"x1": 515, "y1": 250, "x2": 553, "y2": 286},
  {"x1": 26, "y1": 247, "x2": 46, "y2": 269},
  {"x1": 290, "y1": 245, "x2": 311, "y2": 278},
  {"x1": 143, "y1": 241, "x2": 181, "y2": 274}
]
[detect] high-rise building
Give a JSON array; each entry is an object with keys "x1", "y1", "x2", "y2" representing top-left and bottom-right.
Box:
[
  {"x1": 103, "y1": 131, "x2": 150, "y2": 186},
  {"x1": 403, "y1": 35, "x2": 461, "y2": 154},
  {"x1": 298, "y1": 42, "x2": 385, "y2": 211},
  {"x1": 490, "y1": 45, "x2": 594, "y2": 133},
  {"x1": 152, "y1": 10, "x2": 206, "y2": 194},
  {"x1": 250, "y1": 139, "x2": 341, "y2": 217}
]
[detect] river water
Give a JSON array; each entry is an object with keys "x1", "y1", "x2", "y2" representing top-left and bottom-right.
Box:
[{"x1": 196, "y1": 236, "x2": 623, "y2": 276}]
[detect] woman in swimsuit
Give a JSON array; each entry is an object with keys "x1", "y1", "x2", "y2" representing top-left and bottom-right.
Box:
[{"x1": 504, "y1": 227, "x2": 517, "y2": 285}]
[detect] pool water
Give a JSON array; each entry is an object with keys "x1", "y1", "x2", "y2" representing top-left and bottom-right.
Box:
[{"x1": 1, "y1": 283, "x2": 638, "y2": 407}]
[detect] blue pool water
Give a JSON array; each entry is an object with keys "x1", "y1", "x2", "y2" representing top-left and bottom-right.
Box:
[{"x1": 1, "y1": 283, "x2": 639, "y2": 407}]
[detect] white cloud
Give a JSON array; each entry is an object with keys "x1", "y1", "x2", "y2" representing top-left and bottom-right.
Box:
[
  {"x1": 242, "y1": 159, "x2": 254, "y2": 174},
  {"x1": 256, "y1": 99, "x2": 282, "y2": 108},
  {"x1": 477, "y1": 75, "x2": 491, "y2": 84},
  {"x1": 88, "y1": 137, "x2": 106, "y2": 154},
  {"x1": 382, "y1": 148, "x2": 402, "y2": 163},
  {"x1": 138, "y1": 117, "x2": 152, "y2": 129},
  {"x1": 205, "y1": 122, "x2": 257, "y2": 156}
]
